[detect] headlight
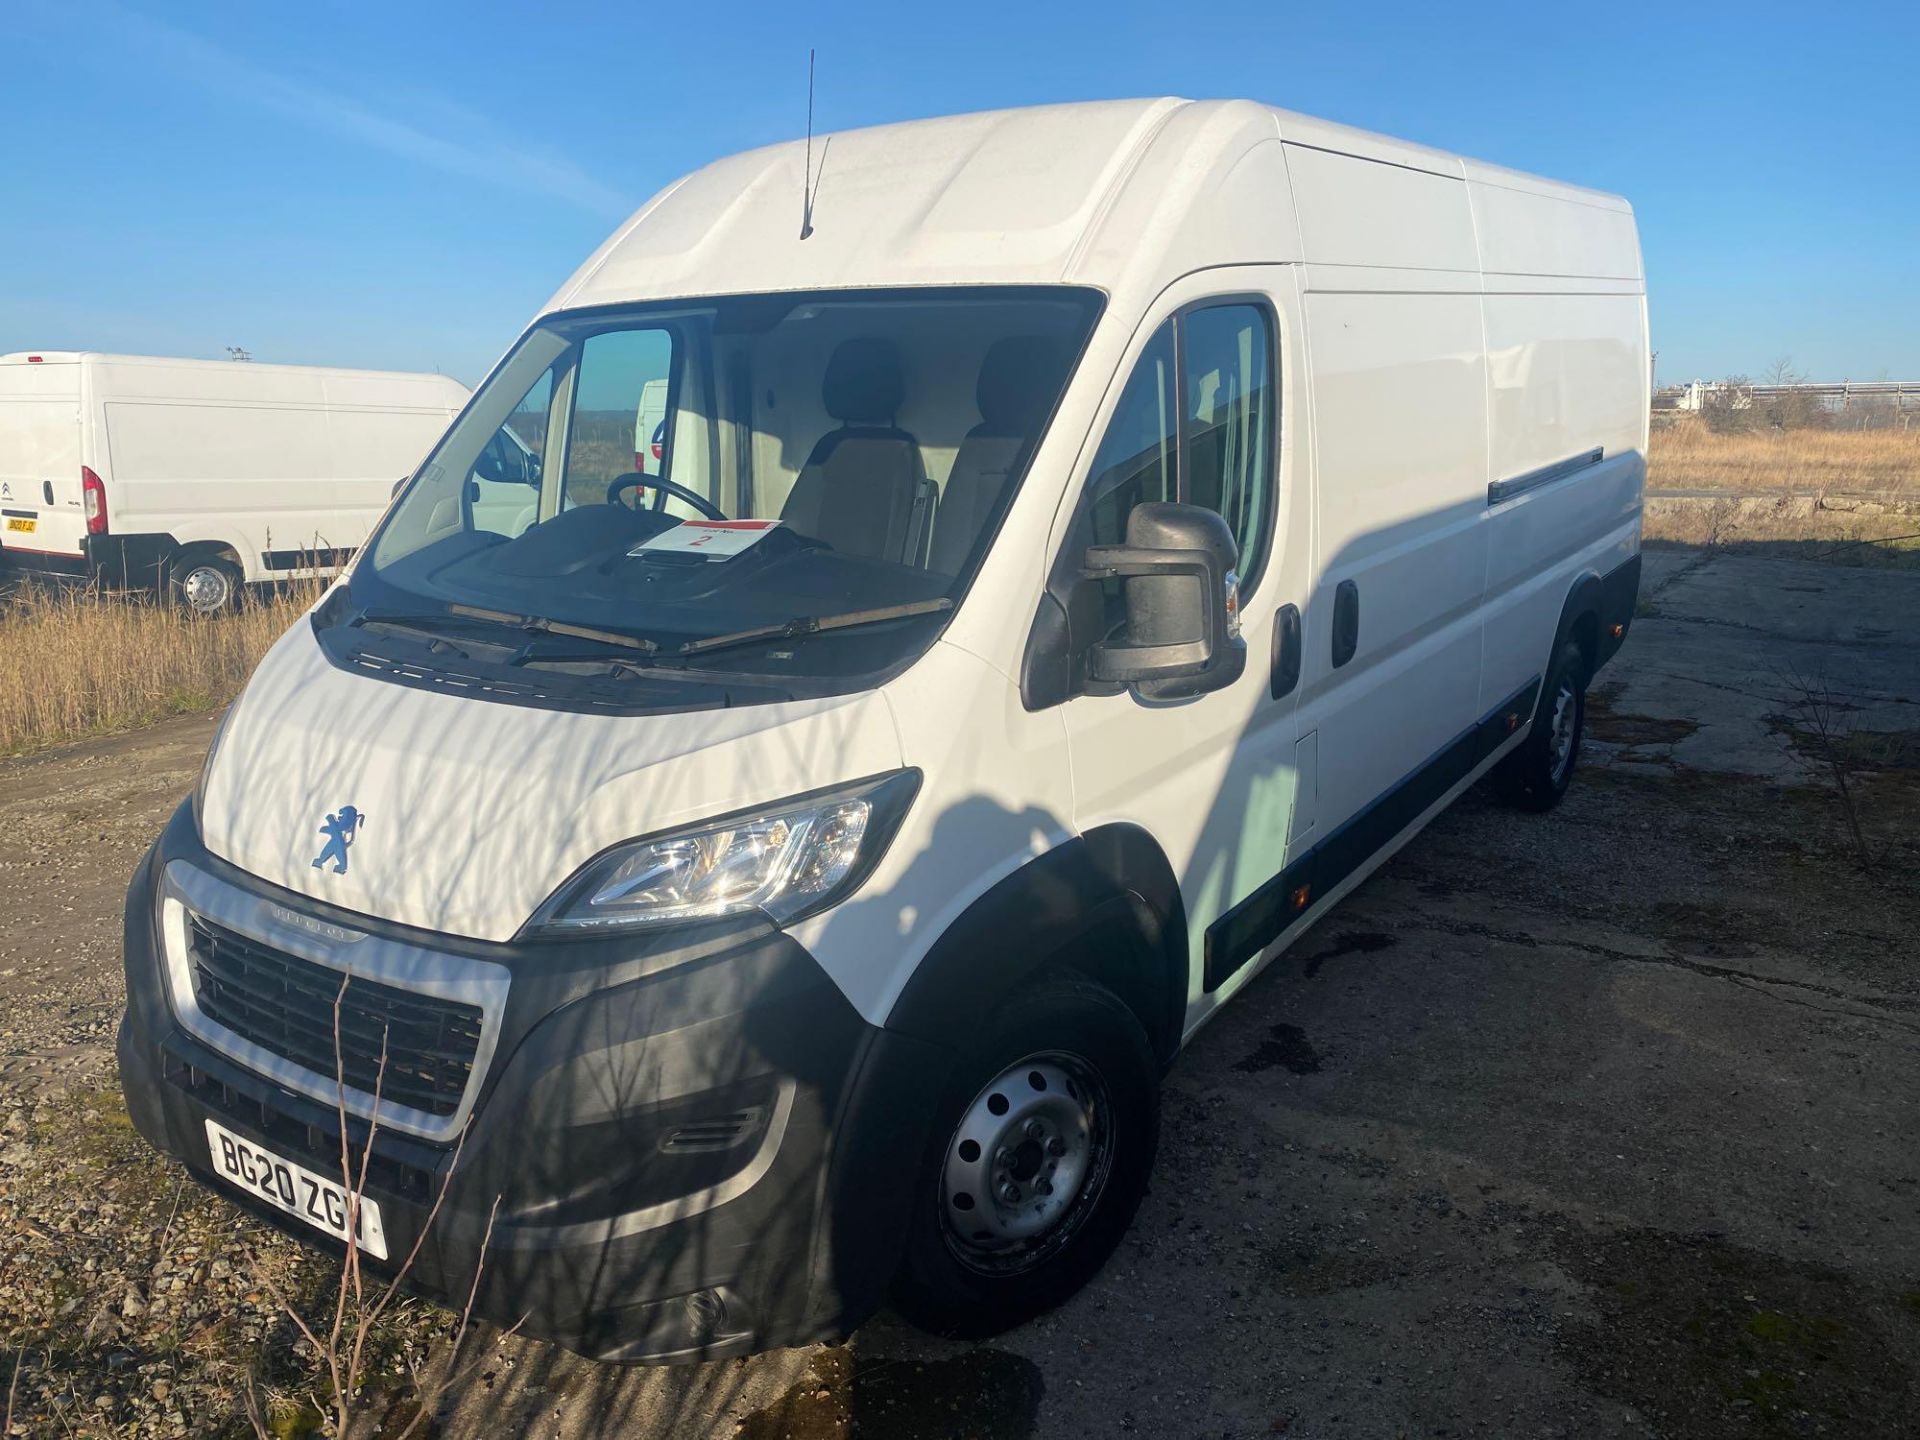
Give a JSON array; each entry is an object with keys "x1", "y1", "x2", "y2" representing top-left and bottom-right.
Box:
[{"x1": 526, "y1": 770, "x2": 920, "y2": 935}]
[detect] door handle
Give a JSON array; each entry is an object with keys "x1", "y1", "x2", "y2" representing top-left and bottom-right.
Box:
[
  {"x1": 1331, "y1": 580, "x2": 1360, "y2": 668},
  {"x1": 1271, "y1": 603, "x2": 1302, "y2": 699}
]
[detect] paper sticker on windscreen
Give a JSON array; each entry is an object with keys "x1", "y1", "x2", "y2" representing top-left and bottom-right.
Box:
[{"x1": 629, "y1": 519, "x2": 782, "y2": 561}]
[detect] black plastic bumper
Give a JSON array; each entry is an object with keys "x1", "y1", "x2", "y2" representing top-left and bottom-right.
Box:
[
  {"x1": 1594, "y1": 552, "x2": 1641, "y2": 672},
  {"x1": 116, "y1": 803, "x2": 948, "y2": 1362},
  {"x1": 0, "y1": 535, "x2": 177, "y2": 589}
]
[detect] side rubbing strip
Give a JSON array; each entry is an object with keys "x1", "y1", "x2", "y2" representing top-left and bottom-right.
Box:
[
  {"x1": 1488, "y1": 448, "x2": 1604, "y2": 507},
  {"x1": 1203, "y1": 676, "x2": 1543, "y2": 993}
]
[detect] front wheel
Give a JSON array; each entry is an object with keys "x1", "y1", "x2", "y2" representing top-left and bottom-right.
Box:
[
  {"x1": 1494, "y1": 639, "x2": 1587, "y2": 811},
  {"x1": 892, "y1": 974, "x2": 1159, "y2": 1338}
]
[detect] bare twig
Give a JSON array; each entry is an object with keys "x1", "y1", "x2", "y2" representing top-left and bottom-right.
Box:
[
  {"x1": 1809, "y1": 529, "x2": 1920, "y2": 559},
  {"x1": 390, "y1": 1199, "x2": 523, "y2": 1440},
  {"x1": 5, "y1": 1341, "x2": 25, "y2": 1440},
  {"x1": 239, "y1": 1370, "x2": 270, "y2": 1440},
  {"x1": 243, "y1": 969, "x2": 506, "y2": 1438},
  {"x1": 154, "y1": 1174, "x2": 186, "y2": 1259}
]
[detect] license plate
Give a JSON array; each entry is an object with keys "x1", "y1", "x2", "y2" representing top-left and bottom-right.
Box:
[
  {"x1": 4, "y1": 516, "x2": 33, "y2": 534},
  {"x1": 203, "y1": 1119, "x2": 389, "y2": 1259}
]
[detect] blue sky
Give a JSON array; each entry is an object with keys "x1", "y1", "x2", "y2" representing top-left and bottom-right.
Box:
[{"x1": 5, "y1": 1, "x2": 1916, "y2": 388}]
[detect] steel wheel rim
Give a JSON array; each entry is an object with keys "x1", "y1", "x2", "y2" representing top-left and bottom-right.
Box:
[
  {"x1": 1547, "y1": 679, "x2": 1578, "y2": 783},
  {"x1": 940, "y1": 1050, "x2": 1114, "y2": 1276},
  {"x1": 181, "y1": 565, "x2": 231, "y2": 615}
]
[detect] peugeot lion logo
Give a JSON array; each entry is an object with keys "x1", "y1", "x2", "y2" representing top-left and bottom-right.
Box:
[{"x1": 311, "y1": 805, "x2": 366, "y2": 875}]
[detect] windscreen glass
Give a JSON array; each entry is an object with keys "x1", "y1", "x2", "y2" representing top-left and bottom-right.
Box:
[{"x1": 363, "y1": 288, "x2": 1099, "y2": 684}]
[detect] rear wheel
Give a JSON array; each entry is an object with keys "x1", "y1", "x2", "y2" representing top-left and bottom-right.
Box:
[
  {"x1": 170, "y1": 553, "x2": 244, "y2": 617},
  {"x1": 892, "y1": 974, "x2": 1158, "y2": 1338},
  {"x1": 1494, "y1": 638, "x2": 1587, "y2": 811}
]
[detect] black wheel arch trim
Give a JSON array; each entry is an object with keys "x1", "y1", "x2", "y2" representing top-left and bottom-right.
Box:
[
  {"x1": 883, "y1": 823, "x2": 1188, "y2": 1068},
  {"x1": 1557, "y1": 552, "x2": 1641, "y2": 677}
]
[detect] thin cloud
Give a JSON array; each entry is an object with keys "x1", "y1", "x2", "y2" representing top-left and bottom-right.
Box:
[{"x1": 94, "y1": 4, "x2": 629, "y2": 217}]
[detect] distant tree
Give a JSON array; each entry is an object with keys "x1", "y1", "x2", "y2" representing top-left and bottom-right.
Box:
[{"x1": 1759, "y1": 356, "x2": 1826, "y2": 429}]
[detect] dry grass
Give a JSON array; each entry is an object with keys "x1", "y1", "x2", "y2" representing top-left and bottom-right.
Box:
[
  {"x1": 0, "y1": 579, "x2": 323, "y2": 756},
  {"x1": 1643, "y1": 499, "x2": 1920, "y2": 569},
  {"x1": 1649, "y1": 421, "x2": 1920, "y2": 494}
]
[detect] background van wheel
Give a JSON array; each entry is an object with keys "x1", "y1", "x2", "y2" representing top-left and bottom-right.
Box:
[
  {"x1": 1495, "y1": 638, "x2": 1588, "y2": 812},
  {"x1": 170, "y1": 553, "x2": 244, "y2": 617},
  {"x1": 892, "y1": 974, "x2": 1159, "y2": 1339}
]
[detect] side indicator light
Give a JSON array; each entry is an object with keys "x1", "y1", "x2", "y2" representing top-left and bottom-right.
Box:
[
  {"x1": 1506, "y1": 712, "x2": 1521, "y2": 731},
  {"x1": 1610, "y1": 622, "x2": 1626, "y2": 638},
  {"x1": 1290, "y1": 884, "x2": 1312, "y2": 911}
]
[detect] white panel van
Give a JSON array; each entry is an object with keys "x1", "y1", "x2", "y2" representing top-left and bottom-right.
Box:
[
  {"x1": 0, "y1": 353, "x2": 467, "y2": 612},
  {"x1": 117, "y1": 100, "x2": 1646, "y2": 1363}
]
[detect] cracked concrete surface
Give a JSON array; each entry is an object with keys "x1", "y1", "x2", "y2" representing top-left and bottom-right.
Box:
[
  {"x1": 1595, "y1": 547, "x2": 1920, "y2": 779},
  {"x1": 2, "y1": 543, "x2": 1916, "y2": 1438}
]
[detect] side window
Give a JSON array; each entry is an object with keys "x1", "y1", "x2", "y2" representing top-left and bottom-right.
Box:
[
  {"x1": 468, "y1": 367, "x2": 552, "y2": 539},
  {"x1": 1182, "y1": 303, "x2": 1276, "y2": 590},
  {"x1": 1081, "y1": 303, "x2": 1278, "y2": 592},
  {"x1": 1085, "y1": 322, "x2": 1176, "y2": 547},
  {"x1": 502, "y1": 369, "x2": 552, "y2": 468},
  {"x1": 562, "y1": 328, "x2": 675, "y2": 509}
]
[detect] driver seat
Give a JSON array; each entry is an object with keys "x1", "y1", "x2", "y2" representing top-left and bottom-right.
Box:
[{"x1": 780, "y1": 338, "x2": 932, "y2": 563}]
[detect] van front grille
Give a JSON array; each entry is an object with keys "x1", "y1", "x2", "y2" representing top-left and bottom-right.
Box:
[{"x1": 186, "y1": 915, "x2": 482, "y2": 1118}]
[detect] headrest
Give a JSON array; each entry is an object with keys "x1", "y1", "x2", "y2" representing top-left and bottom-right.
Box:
[
  {"x1": 822, "y1": 338, "x2": 905, "y2": 424},
  {"x1": 976, "y1": 336, "x2": 1067, "y2": 433}
]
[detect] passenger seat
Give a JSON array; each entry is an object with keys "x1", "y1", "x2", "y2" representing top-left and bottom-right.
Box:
[
  {"x1": 928, "y1": 336, "x2": 1065, "y2": 576},
  {"x1": 781, "y1": 338, "x2": 932, "y2": 563}
]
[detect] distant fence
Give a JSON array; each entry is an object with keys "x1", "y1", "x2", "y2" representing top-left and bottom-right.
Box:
[{"x1": 1656, "y1": 380, "x2": 1920, "y2": 414}]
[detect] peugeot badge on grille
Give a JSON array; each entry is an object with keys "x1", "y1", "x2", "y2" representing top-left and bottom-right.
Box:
[{"x1": 311, "y1": 805, "x2": 365, "y2": 875}]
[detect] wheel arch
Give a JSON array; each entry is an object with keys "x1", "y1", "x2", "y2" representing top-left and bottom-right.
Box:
[
  {"x1": 884, "y1": 823, "x2": 1189, "y2": 1069},
  {"x1": 171, "y1": 537, "x2": 247, "y2": 572},
  {"x1": 1553, "y1": 569, "x2": 1606, "y2": 676}
]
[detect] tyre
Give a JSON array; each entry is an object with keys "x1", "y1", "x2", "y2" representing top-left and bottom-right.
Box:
[
  {"x1": 892, "y1": 973, "x2": 1159, "y2": 1338},
  {"x1": 170, "y1": 553, "x2": 244, "y2": 617},
  {"x1": 1494, "y1": 638, "x2": 1587, "y2": 812}
]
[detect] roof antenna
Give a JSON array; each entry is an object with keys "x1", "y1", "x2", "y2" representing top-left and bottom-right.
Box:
[{"x1": 800, "y1": 48, "x2": 816, "y2": 240}]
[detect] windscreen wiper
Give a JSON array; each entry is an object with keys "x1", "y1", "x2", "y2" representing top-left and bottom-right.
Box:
[
  {"x1": 446, "y1": 603, "x2": 658, "y2": 653},
  {"x1": 672, "y1": 597, "x2": 954, "y2": 658},
  {"x1": 354, "y1": 603, "x2": 657, "y2": 654}
]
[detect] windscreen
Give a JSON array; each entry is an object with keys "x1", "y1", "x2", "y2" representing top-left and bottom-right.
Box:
[{"x1": 361, "y1": 288, "x2": 1099, "y2": 686}]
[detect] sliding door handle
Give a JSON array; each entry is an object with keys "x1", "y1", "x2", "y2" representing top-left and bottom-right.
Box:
[
  {"x1": 1271, "y1": 603, "x2": 1302, "y2": 699},
  {"x1": 1331, "y1": 580, "x2": 1360, "y2": 668}
]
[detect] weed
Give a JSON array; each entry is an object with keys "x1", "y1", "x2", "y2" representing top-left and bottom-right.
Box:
[{"x1": 0, "y1": 576, "x2": 325, "y2": 755}]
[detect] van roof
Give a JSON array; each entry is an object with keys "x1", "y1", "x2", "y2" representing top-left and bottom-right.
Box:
[
  {"x1": 0, "y1": 351, "x2": 461, "y2": 385},
  {"x1": 549, "y1": 98, "x2": 1639, "y2": 315}
]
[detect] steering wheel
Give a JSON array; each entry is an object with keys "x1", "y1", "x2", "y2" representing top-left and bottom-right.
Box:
[{"x1": 605, "y1": 472, "x2": 726, "y2": 521}]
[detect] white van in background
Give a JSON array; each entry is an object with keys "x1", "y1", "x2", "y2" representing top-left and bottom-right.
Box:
[
  {"x1": 118, "y1": 99, "x2": 1646, "y2": 1363},
  {"x1": 635, "y1": 376, "x2": 669, "y2": 474},
  {"x1": 0, "y1": 353, "x2": 467, "y2": 612}
]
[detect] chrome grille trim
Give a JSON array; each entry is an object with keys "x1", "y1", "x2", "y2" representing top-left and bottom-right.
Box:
[{"x1": 158, "y1": 860, "x2": 510, "y2": 1142}]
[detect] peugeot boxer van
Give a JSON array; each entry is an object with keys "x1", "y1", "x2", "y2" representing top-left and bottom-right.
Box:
[
  {"x1": 0, "y1": 353, "x2": 467, "y2": 613},
  {"x1": 117, "y1": 99, "x2": 1647, "y2": 1363}
]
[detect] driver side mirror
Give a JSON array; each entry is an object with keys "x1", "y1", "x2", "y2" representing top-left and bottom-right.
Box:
[{"x1": 1083, "y1": 502, "x2": 1245, "y2": 701}]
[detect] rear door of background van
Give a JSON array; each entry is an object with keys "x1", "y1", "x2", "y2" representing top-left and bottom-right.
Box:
[{"x1": 0, "y1": 359, "x2": 86, "y2": 561}]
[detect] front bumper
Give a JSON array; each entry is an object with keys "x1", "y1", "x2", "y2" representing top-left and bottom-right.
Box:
[{"x1": 116, "y1": 802, "x2": 947, "y2": 1362}]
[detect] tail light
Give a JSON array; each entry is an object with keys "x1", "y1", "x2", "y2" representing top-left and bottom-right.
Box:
[{"x1": 81, "y1": 466, "x2": 108, "y2": 535}]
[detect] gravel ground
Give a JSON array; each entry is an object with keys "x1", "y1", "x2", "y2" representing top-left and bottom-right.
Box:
[{"x1": 2, "y1": 545, "x2": 1916, "y2": 1438}]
